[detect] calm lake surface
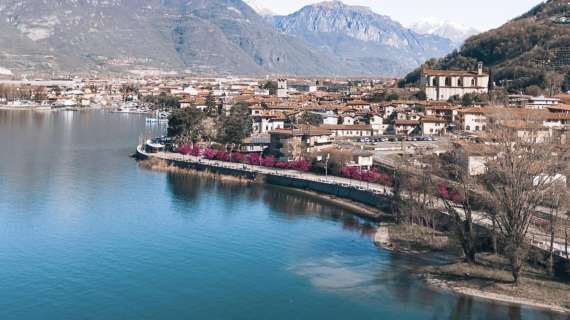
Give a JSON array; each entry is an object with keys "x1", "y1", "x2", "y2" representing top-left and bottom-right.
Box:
[{"x1": 0, "y1": 110, "x2": 567, "y2": 320}]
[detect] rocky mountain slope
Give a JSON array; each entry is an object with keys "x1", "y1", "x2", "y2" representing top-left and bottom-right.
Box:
[
  {"x1": 0, "y1": 0, "x2": 353, "y2": 76},
  {"x1": 402, "y1": 0, "x2": 570, "y2": 92},
  {"x1": 272, "y1": 1, "x2": 455, "y2": 76}
]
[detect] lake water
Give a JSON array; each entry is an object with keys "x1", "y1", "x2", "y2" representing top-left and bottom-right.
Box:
[{"x1": 0, "y1": 110, "x2": 566, "y2": 320}]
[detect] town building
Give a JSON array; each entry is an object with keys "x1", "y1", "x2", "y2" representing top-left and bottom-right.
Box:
[
  {"x1": 319, "y1": 124, "x2": 374, "y2": 138},
  {"x1": 421, "y1": 63, "x2": 489, "y2": 101},
  {"x1": 508, "y1": 94, "x2": 561, "y2": 109},
  {"x1": 457, "y1": 107, "x2": 488, "y2": 132},
  {"x1": 268, "y1": 127, "x2": 334, "y2": 160},
  {"x1": 420, "y1": 117, "x2": 448, "y2": 136},
  {"x1": 277, "y1": 79, "x2": 288, "y2": 98}
]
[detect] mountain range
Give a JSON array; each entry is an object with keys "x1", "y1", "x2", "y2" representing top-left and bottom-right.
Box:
[
  {"x1": 0, "y1": 0, "x2": 464, "y2": 77},
  {"x1": 271, "y1": 1, "x2": 455, "y2": 76}
]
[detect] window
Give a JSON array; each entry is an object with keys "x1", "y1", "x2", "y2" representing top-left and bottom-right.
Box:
[
  {"x1": 466, "y1": 125, "x2": 471, "y2": 131},
  {"x1": 458, "y1": 78, "x2": 463, "y2": 87},
  {"x1": 475, "y1": 126, "x2": 480, "y2": 131},
  {"x1": 471, "y1": 78, "x2": 476, "y2": 86},
  {"x1": 445, "y1": 77, "x2": 452, "y2": 87},
  {"x1": 432, "y1": 77, "x2": 438, "y2": 86}
]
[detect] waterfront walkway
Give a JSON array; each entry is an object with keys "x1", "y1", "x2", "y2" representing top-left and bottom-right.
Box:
[
  {"x1": 138, "y1": 146, "x2": 568, "y2": 260},
  {"x1": 139, "y1": 146, "x2": 392, "y2": 196}
]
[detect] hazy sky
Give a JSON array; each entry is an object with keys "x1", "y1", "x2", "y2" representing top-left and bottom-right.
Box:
[{"x1": 255, "y1": 0, "x2": 544, "y2": 30}]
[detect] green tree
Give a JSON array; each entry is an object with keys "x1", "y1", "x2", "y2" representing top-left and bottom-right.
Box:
[
  {"x1": 167, "y1": 107, "x2": 205, "y2": 142},
  {"x1": 205, "y1": 92, "x2": 219, "y2": 116},
  {"x1": 262, "y1": 81, "x2": 278, "y2": 95},
  {"x1": 143, "y1": 93, "x2": 180, "y2": 108},
  {"x1": 298, "y1": 112, "x2": 323, "y2": 126},
  {"x1": 415, "y1": 91, "x2": 427, "y2": 101},
  {"x1": 218, "y1": 103, "x2": 252, "y2": 144},
  {"x1": 563, "y1": 72, "x2": 570, "y2": 92}
]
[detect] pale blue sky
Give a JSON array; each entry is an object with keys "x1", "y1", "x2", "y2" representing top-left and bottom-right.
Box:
[{"x1": 255, "y1": 0, "x2": 544, "y2": 30}]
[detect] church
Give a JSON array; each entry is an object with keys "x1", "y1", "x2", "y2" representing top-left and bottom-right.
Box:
[{"x1": 420, "y1": 63, "x2": 490, "y2": 101}]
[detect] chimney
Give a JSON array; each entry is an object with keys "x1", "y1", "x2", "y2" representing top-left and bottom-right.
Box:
[{"x1": 477, "y1": 62, "x2": 483, "y2": 75}]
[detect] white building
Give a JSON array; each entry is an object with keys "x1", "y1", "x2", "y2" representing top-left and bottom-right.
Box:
[
  {"x1": 509, "y1": 95, "x2": 561, "y2": 109},
  {"x1": 252, "y1": 113, "x2": 286, "y2": 134},
  {"x1": 320, "y1": 125, "x2": 374, "y2": 138},
  {"x1": 420, "y1": 117, "x2": 448, "y2": 135},
  {"x1": 457, "y1": 107, "x2": 488, "y2": 132},
  {"x1": 277, "y1": 79, "x2": 288, "y2": 98},
  {"x1": 421, "y1": 63, "x2": 489, "y2": 101}
]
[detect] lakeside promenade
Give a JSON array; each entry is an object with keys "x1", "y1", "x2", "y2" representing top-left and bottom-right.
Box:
[
  {"x1": 137, "y1": 145, "x2": 393, "y2": 196},
  {"x1": 136, "y1": 145, "x2": 569, "y2": 261}
]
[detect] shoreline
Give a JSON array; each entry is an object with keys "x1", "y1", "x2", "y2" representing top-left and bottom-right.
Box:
[
  {"x1": 374, "y1": 226, "x2": 570, "y2": 315},
  {"x1": 138, "y1": 157, "x2": 387, "y2": 221},
  {"x1": 425, "y1": 277, "x2": 570, "y2": 314},
  {"x1": 267, "y1": 186, "x2": 390, "y2": 221},
  {"x1": 138, "y1": 149, "x2": 570, "y2": 315}
]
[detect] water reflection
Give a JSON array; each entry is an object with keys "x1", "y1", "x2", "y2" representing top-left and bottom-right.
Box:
[
  {"x1": 165, "y1": 172, "x2": 570, "y2": 320},
  {"x1": 166, "y1": 172, "x2": 377, "y2": 237}
]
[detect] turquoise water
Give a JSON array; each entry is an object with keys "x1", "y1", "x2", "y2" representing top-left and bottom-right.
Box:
[{"x1": 0, "y1": 110, "x2": 566, "y2": 320}]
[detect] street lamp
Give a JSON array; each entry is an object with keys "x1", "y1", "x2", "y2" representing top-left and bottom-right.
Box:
[{"x1": 325, "y1": 153, "x2": 330, "y2": 180}]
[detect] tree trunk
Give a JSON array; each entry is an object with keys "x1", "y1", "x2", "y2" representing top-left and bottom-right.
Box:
[
  {"x1": 510, "y1": 245, "x2": 524, "y2": 285},
  {"x1": 564, "y1": 229, "x2": 568, "y2": 259},
  {"x1": 491, "y1": 218, "x2": 497, "y2": 254},
  {"x1": 463, "y1": 219, "x2": 477, "y2": 263},
  {"x1": 548, "y1": 229, "x2": 555, "y2": 276}
]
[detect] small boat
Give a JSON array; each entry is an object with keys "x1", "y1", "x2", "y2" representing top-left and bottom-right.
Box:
[{"x1": 146, "y1": 111, "x2": 170, "y2": 124}]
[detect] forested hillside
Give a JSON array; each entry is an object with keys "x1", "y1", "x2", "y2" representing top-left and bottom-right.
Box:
[{"x1": 401, "y1": 0, "x2": 570, "y2": 94}]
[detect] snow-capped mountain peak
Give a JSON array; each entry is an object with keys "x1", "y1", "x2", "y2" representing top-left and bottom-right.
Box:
[
  {"x1": 243, "y1": 0, "x2": 274, "y2": 16},
  {"x1": 408, "y1": 18, "x2": 479, "y2": 45}
]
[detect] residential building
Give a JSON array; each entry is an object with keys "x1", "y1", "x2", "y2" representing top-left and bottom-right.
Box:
[
  {"x1": 420, "y1": 117, "x2": 448, "y2": 135},
  {"x1": 269, "y1": 127, "x2": 334, "y2": 160},
  {"x1": 457, "y1": 107, "x2": 488, "y2": 132},
  {"x1": 319, "y1": 124, "x2": 374, "y2": 138},
  {"x1": 394, "y1": 120, "x2": 420, "y2": 135}
]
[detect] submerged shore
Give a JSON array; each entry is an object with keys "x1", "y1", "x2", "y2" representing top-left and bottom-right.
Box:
[{"x1": 374, "y1": 225, "x2": 570, "y2": 314}]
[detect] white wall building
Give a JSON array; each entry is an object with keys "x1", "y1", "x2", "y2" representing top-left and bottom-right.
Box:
[
  {"x1": 277, "y1": 79, "x2": 288, "y2": 98},
  {"x1": 421, "y1": 63, "x2": 489, "y2": 101}
]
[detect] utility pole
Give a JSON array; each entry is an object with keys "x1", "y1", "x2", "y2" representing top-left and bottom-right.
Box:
[{"x1": 325, "y1": 153, "x2": 330, "y2": 179}]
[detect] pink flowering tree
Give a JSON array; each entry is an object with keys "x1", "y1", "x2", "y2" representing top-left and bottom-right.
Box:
[
  {"x1": 231, "y1": 153, "x2": 246, "y2": 163},
  {"x1": 290, "y1": 159, "x2": 310, "y2": 172},
  {"x1": 191, "y1": 145, "x2": 201, "y2": 156},
  {"x1": 203, "y1": 148, "x2": 217, "y2": 160},
  {"x1": 176, "y1": 144, "x2": 192, "y2": 155},
  {"x1": 247, "y1": 153, "x2": 262, "y2": 165},
  {"x1": 261, "y1": 155, "x2": 276, "y2": 167}
]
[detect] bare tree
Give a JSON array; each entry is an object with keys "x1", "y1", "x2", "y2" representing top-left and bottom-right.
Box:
[
  {"x1": 437, "y1": 150, "x2": 477, "y2": 263},
  {"x1": 482, "y1": 111, "x2": 561, "y2": 285},
  {"x1": 545, "y1": 186, "x2": 568, "y2": 275}
]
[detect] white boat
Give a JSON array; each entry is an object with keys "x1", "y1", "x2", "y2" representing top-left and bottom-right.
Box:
[{"x1": 146, "y1": 110, "x2": 170, "y2": 124}]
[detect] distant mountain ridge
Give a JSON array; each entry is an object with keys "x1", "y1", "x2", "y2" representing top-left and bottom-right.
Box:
[
  {"x1": 0, "y1": 0, "x2": 457, "y2": 77},
  {"x1": 0, "y1": 0, "x2": 356, "y2": 76},
  {"x1": 272, "y1": 1, "x2": 455, "y2": 76}
]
